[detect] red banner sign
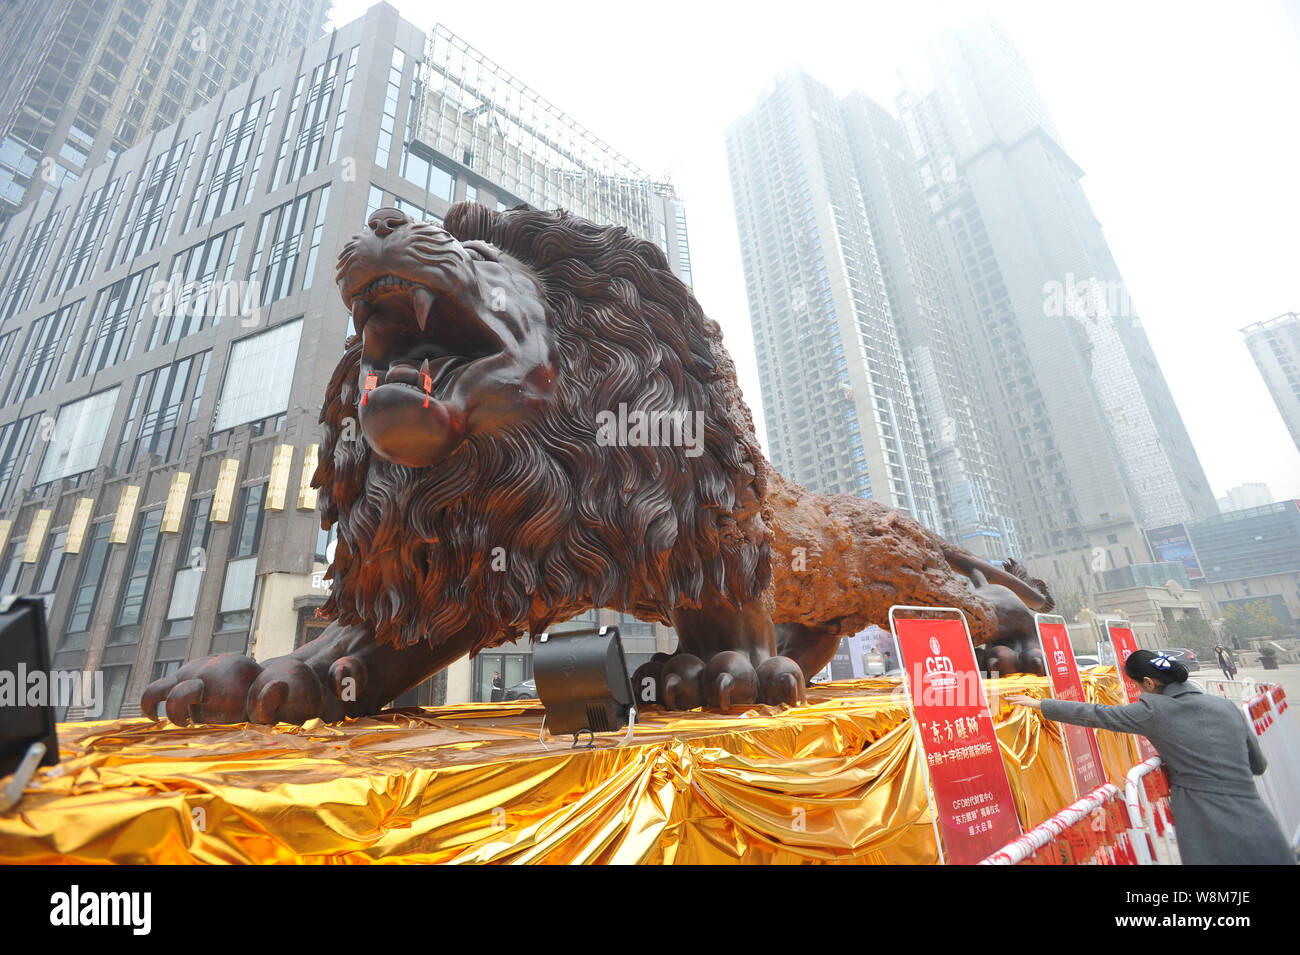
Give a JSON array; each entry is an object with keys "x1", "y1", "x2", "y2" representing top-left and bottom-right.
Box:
[
  {"x1": 891, "y1": 609, "x2": 1022, "y2": 864},
  {"x1": 1105, "y1": 621, "x2": 1158, "y2": 760},
  {"x1": 1036, "y1": 616, "x2": 1107, "y2": 794}
]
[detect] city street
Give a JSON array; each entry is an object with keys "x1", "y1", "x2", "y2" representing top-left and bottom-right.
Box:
[{"x1": 1197, "y1": 662, "x2": 1300, "y2": 699}]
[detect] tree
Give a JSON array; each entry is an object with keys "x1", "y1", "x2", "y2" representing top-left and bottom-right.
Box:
[
  {"x1": 1053, "y1": 588, "x2": 1088, "y2": 623},
  {"x1": 1167, "y1": 613, "x2": 1213, "y2": 656},
  {"x1": 1222, "y1": 599, "x2": 1281, "y2": 642}
]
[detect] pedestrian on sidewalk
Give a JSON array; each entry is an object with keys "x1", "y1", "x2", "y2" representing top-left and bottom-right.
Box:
[
  {"x1": 1214, "y1": 645, "x2": 1236, "y2": 680},
  {"x1": 1007, "y1": 649, "x2": 1294, "y2": 865}
]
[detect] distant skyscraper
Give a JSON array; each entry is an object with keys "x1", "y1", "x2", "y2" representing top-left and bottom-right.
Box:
[
  {"x1": 1242, "y1": 312, "x2": 1300, "y2": 453},
  {"x1": 842, "y1": 92, "x2": 1017, "y2": 558},
  {"x1": 726, "y1": 70, "x2": 938, "y2": 526},
  {"x1": 897, "y1": 19, "x2": 1217, "y2": 592},
  {"x1": 0, "y1": 0, "x2": 329, "y2": 224},
  {"x1": 1216, "y1": 482, "x2": 1274, "y2": 513}
]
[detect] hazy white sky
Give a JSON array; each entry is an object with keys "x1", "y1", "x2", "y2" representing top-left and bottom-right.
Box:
[{"x1": 331, "y1": 0, "x2": 1300, "y2": 502}]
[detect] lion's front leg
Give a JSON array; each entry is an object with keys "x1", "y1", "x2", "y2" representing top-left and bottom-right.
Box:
[
  {"x1": 633, "y1": 600, "x2": 806, "y2": 711},
  {"x1": 142, "y1": 622, "x2": 465, "y2": 725}
]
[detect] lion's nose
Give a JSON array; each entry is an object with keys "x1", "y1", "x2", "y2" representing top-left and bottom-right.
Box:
[{"x1": 368, "y1": 208, "x2": 411, "y2": 237}]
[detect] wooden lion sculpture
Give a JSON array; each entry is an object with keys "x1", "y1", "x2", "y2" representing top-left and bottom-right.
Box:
[{"x1": 144, "y1": 203, "x2": 1051, "y2": 724}]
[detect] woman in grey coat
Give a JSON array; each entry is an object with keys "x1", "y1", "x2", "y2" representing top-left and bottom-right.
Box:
[{"x1": 1007, "y1": 649, "x2": 1294, "y2": 865}]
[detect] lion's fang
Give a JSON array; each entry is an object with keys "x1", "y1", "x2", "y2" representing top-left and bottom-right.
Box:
[
  {"x1": 352, "y1": 299, "x2": 372, "y2": 331},
  {"x1": 421, "y1": 359, "x2": 432, "y2": 408},
  {"x1": 414, "y1": 287, "x2": 435, "y2": 331}
]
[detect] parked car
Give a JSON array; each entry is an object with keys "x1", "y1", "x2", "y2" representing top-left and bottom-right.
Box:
[
  {"x1": 503, "y1": 679, "x2": 538, "y2": 701},
  {"x1": 1155, "y1": 647, "x2": 1201, "y2": 672}
]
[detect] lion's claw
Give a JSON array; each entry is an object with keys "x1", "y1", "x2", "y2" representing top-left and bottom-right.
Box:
[
  {"x1": 631, "y1": 653, "x2": 670, "y2": 706},
  {"x1": 757, "y1": 656, "x2": 806, "y2": 706},
  {"x1": 662, "y1": 654, "x2": 705, "y2": 709},
  {"x1": 1018, "y1": 646, "x2": 1046, "y2": 676},
  {"x1": 162, "y1": 678, "x2": 205, "y2": 726},
  {"x1": 248, "y1": 679, "x2": 290, "y2": 724},
  {"x1": 978, "y1": 644, "x2": 1020, "y2": 676},
  {"x1": 704, "y1": 651, "x2": 758, "y2": 709},
  {"x1": 329, "y1": 655, "x2": 369, "y2": 703},
  {"x1": 248, "y1": 658, "x2": 325, "y2": 725}
]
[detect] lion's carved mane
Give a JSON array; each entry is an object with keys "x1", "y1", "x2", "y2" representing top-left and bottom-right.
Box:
[{"x1": 314, "y1": 204, "x2": 773, "y2": 654}]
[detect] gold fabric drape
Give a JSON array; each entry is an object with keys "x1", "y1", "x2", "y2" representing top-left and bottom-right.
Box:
[{"x1": 0, "y1": 670, "x2": 1134, "y2": 864}]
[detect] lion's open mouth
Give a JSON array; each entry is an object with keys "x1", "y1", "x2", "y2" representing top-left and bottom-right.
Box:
[
  {"x1": 334, "y1": 210, "x2": 556, "y2": 469},
  {"x1": 349, "y1": 273, "x2": 501, "y2": 407}
]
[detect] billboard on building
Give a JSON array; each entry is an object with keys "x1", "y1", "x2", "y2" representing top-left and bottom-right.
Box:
[{"x1": 1145, "y1": 523, "x2": 1203, "y2": 580}]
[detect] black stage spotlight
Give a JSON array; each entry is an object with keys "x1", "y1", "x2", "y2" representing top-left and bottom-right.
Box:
[
  {"x1": 0, "y1": 596, "x2": 59, "y2": 811},
  {"x1": 533, "y1": 626, "x2": 636, "y2": 748}
]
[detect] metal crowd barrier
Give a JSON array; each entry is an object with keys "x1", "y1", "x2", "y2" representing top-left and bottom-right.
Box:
[
  {"x1": 980, "y1": 780, "x2": 1144, "y2": 865},
  {"x1": 1243, "y1": 686, "x2": 1300, "y2": 848},
  {"x1": 1203, "y1": 677, "x2": 1262, "y2": 701},
  {"x1": 980, "y1": 759, "x2": 1177, "y2": 865},
  {"x1": 1125, "y1": 756, "x2": 1179, "y2": 864}
]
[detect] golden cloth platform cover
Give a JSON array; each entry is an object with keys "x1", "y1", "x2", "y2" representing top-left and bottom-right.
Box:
[{"x1": 0, "y1": 670, "x2": 1136, "y2": 864}]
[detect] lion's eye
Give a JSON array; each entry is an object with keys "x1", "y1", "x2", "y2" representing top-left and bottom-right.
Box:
[{"x1": 462, "y1": 240, "x2": 501, "y2": 263}]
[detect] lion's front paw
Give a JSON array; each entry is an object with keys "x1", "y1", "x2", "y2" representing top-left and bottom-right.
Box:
[
  {"x1": 142, "y1": 654, "x2": 263, "y2": 725},
  {"x1": 141, "y1": 653, "x2": 328, "y2": 726},
  {"x1": 633, "y1": 651, "x2": 806, "y2": 711}
]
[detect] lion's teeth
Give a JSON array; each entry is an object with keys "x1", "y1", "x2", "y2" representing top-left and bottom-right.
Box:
[{"x1": 413, "y1": 287, "x2": 434, "y2": 331}]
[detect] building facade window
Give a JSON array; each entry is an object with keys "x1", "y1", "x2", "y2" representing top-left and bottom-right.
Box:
[
  {"x1": 5, "y1": 300, "x2": 83, "y2": 403},
  {"x1": 212, "y1": 483, "x2": 265, "y2": 654},
  {"x1": 150, "y1": 226, "x2": 243, "y2": 345},
  {"x1": 62, "y1": 520, "x2": 113, "y2": 647},
  {"x1": 99, "y1": 664, "x2": 132, "y2": 719},
  {"x1": 113, "y1": 137, "x2": 192, "y2": 265},
  {"x1": 0, "y1": 209, "x2": 65, "y2": 323},
  {"x1": 0, "y1": 414, "x2": 40, "y2": 506},
  {"x1": 71, "y1": 267, "x2": 154, "y2": 378},
  {"x1": 327, "y1": 46, "x2": 360, "y2": 165},
  {"x1": 0, "y1": 538, "x2": 24, "y2": 594},
  {"x1": 472, "y1": 649, "x2": 532, "y2": 703},
  {"x1": 110, "y1": 508, "x2": 164, "y2": 645},
  {"x1": 247, "y1": 190, "x2": 317, "y2": 305},
  {"x1": 300, "y1": 185, "x2": 331, "y2": 291},
  {"x1": 0, "y1": 330, "x2": 15, "y2": 392},
  {"x1": 115, "y1": 351, "x2": 211, "y2": 472},
  {"x1": 400, "y1": 142, "x2": 456, "y2": 204},
  {"x1": 270, "y1": 73, "x2": 306, "y2": 187},
  {"x1": 165, "y1": 496, "x2": 211, "y2": 636},
  {"x1": 53, "y1": 176, "x2": 122, "y2": 295},
  {"x1": 229, "y1": 483, "x2": 266, "y2": 559},
  {"x1": 36, "y1": 387, "x2": 121, "y2": 484},
  {"x1": 284, "y1": 54, "x2": 341, "y2": 185},
  {"x1": 242, "y1": 88, "x2": 279, "y2": 206},
  {"x1": 374, "y1": 49, "x2": 404, "y2": 169},
  {"x1": 211, "y1": 318, "x2": 302, "y2": 432},
  {"x1": 193, "y1": 97, "x2": 265, "y2": 226},
  {"x1": 33, "y1": 529, "x2": 67, "y2": 606}
]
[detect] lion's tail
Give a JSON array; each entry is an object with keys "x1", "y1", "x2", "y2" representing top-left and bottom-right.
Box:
[{"x1": 943, "y1": 548, "x2": 1055, "y2": 613}]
